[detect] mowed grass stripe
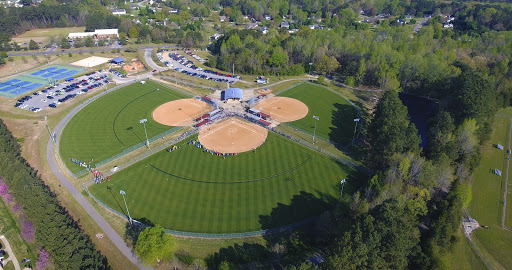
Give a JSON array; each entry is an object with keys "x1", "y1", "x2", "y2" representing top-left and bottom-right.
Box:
[
  {"x1": 60, "y1": 81, "x2": 189, "y2": 173},
  {"x1": 89, "y1": 132, "x2": 352, "y2": 233},
  {"x1": 279, "y1": 83, "x2": 358, "y2": 145}
]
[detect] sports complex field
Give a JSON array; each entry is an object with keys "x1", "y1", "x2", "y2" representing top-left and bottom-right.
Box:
[
  {"x1": 278, "y1": 83, "x2": 358, "y2": 145},
  {"x1": 88, "y1": 132, "x2": 353, "y2": 233},
  {"x1": 60, "y1": 81, "x2": 188, "y2": 173},
  {"x1": 469, "y1": 112, "x2": 512, "y2": 269},
  {"x1": 60, "y1": 81, "x2": 360, "y2": 233}
]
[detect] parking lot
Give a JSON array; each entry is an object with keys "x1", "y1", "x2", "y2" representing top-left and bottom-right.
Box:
[
  {"x1": 158, "y1": 50, "x2": 241, "y2": 84},
  {"x1": 14, "y1": 70, "x2": 109, "y2": 113}
]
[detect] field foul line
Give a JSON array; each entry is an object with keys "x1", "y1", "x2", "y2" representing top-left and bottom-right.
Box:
[
  {"x1": 199, "y1": 119, "x2": 237, "y2": 138},
  {"x1": 257, "y1": 97, "x2": 282, "y2": 111},
  {"x1": 232, "y1": 122, "x2": 267, "y2": 138}
]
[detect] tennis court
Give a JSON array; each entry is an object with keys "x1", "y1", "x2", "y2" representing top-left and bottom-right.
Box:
[{"x1": 0, "y1": 65, "x2": 85, "y2": 98}]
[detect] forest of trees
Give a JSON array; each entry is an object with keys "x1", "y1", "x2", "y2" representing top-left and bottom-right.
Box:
[{"x1": 0, "y1": 120, "x2": 110, "y2": 269}]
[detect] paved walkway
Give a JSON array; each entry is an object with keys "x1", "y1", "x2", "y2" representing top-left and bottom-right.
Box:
[
  {"x1": 46, "y1": 82, "x2": 153, "y2": 270},
  {"x1": 503, "y1": 117, "x2": 511, "y2": 229},
  {"x1": 0, "y1": 235, "x2": 21, "y2": 270}
]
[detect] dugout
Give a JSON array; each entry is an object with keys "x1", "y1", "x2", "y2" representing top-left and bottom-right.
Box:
[{"x1": 221, "y1": 88, "x2": 243, "y2": 101}]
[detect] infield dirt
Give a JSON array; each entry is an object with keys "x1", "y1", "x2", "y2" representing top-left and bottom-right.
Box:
[
  {"x1": 153, "y1": 99, "x2": 211, "y2": 126},
  {"x1": 254, "y1": 97, "x2": 308, "y2": 122},
  {"x1": 198, "y1": 118, "x2": 268, "y2": 153}
]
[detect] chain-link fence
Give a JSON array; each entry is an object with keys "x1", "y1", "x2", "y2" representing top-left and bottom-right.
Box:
[
  {"x1": 104, "y1": 128, "x2": 198, "y2": 177},
  {"x1": 94, "y1": 126, "x2": 184, "y2": 169},
  {"x1": 272, "y1": 81, "x2": 306, "y2": 96}
]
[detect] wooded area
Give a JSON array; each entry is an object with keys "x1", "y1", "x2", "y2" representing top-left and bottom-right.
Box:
[{"x1": 0, "y1": 120, "x2": 110, "y2": 269}]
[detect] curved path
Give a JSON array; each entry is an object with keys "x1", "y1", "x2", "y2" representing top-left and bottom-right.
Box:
[
  {"x1": 46, "y1": 82, "x2": 153, "y2": 270},
  {"x1": 0, "y1": 235, "x2": 21, "y2": 270}
]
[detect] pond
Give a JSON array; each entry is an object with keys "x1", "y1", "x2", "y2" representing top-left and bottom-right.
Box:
[{"x1": 399, "y1": 92, "x2": 438, "y2": 148}]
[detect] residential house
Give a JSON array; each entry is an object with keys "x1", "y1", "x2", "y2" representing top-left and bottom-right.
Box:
[
  {"x1": 280, "y1": 21, "x2": 290, "y2": 28},
  {"x1": 259, "y1": 27, "x2": 268, "y2": 34},
  {"x1": 112, "y1": 9, "x2": 126, "y2": 15},
  {"x1": 220, "y1": 15, "x2": 227, "y2": 22}
]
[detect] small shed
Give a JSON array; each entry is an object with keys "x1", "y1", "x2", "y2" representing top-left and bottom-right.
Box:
[
  {"x1": 497, "y1": 143, "x2": 504, "y2": 150},
  {"x1": 111, "y1": 57, "x2": 125, "y2": 65}
]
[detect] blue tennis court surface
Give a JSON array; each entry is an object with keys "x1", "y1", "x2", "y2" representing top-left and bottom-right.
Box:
[{"x1": 0, "y1": 65, "x2": 85, "y2": 98}]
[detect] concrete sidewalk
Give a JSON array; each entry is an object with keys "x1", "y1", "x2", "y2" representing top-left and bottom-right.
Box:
[{"x1": 0, "y1": 235, "x2": 21, "y2": 270}]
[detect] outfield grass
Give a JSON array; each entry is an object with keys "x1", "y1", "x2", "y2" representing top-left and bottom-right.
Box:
[
  {"x1": 89, "y1": 132, "x2": 354, "y2": 233},
  {"x1": 468, "y1": 112, "x2": 512, "y2": 269},
  {"x1": 60, "y1": 81, "x2": 188, "y2": 173},
  {"x1": 278, "y1": 83, "x2": 358, "y2": 145}
]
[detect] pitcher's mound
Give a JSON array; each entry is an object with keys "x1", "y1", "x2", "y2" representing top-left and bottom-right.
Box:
[
  {"x1": 254, "y1": 97, "x2": 308, "y2": 122},
  {"x1": 153, "y1": 99, "x2": 211, "y2": 126},
  {"x1": 198, "y1": 118, "x2": 268, "y2": 153}
]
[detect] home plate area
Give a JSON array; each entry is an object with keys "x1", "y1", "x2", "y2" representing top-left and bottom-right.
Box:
[{"x1": 198, "y1": 118, "x2": 268, "y2": 153}]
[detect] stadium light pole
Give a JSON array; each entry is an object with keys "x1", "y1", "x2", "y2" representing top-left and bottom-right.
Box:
[
  {"x1": 353, "y1": 118, "x2": 360, "y2": 141},
  {"x1": 312, "y1": 115, "x2": 319, "y2": 144},
  {"x1": 308, "y1": 62, "x2": 313, "y2": 82},
  {"x1": 140, "y1": 118, "x2": 150, "y2": 149},
  {"x1": 340, "y1": 179, "x2": 347, "y2": 202},
  {"x1": 120, "y1": 190, "x2": 132, "y2": 225}
]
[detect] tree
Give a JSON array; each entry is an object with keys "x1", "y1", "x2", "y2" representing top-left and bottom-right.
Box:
[
  {"x1": 314, "y1": 55, "x2": 339, "y2": 75},
  {"x1": 28, "y1": 39, "x2": 39, "y2": 50},
  {"x1": 135, "y1": 225, "x2": 176, "y2": 265},
  {"x1": 367, "y1": 90, "x2": 421, "y2": 170},
  {"x1": 128, "y1": 27, "x2": 139, "y2": 39},
  {"x1": 60, "y1": 38, "x2": 70, "y2": 49},
  {"x1": 317, "y1": 75, "x2": 327, "y2": 85},
  {"x1": 84, "y1": 37, "x2": 94, "y2": 47}
]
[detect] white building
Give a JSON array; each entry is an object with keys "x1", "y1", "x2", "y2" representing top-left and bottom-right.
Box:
[
  {"x1": 68, "y1": 29, "x2": 119, "y2": 39},
  {"x1": 112, "y1": 9, "x2": 126, "y2": 15}
]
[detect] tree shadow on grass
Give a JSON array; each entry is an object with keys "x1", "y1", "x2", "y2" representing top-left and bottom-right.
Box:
[
  {"x1": 124, "y1": 217, "x2": 154, "y2": 247},
  {"x1": 328, "y1": 103, "x2": 359, "y2": 147}
]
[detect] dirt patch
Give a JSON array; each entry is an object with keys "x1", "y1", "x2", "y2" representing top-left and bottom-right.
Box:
[
  {"x1": 123, "y1": 60, "x2": 145, "y2": 75},
  {"x1": 198, "y1": 118, "x2": 268, "y2": 153},
  {"x1": 153, "y1": 99, "x2": 212, "y2": 126},
  {"x1": 254, "y1": 97, "x2": 308, "y2": 122},
  {"x1": 257, "y1": 88, "x2": 272, "y2": 95}
]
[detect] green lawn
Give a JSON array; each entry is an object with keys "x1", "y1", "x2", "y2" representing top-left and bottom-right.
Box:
[
  {"x1": 468, "y1": 111, "x2": 512, "y2": 269},
  {"x1": 60, "y1": 81, "x2": 188, "y2": 173},
  {"x1": 89, "y1": 132, "x2": 354, "y2": 233},
  {"x1": 278, "y1": 83, "x2": 358, "y2": 145}
]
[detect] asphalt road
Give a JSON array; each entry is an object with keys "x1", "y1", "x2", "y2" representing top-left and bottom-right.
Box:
[
  {"x1": 7, "y1": 45, "x2": 179, "y2": 57},
  {"x1": 0, "y1": 235, "x2": 21, "y2": 270},
  {"x1": 46, "y1": 81, "x2": 153, "y2": 270}
]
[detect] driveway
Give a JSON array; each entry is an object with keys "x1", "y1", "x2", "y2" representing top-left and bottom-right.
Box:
[{"x1": 0, "y1": 235, "x2": 21, "y2": 270}]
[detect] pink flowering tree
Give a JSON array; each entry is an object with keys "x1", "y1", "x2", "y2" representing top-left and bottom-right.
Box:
[
  {"x1": 2, "y1": 192, "x2": 12, "y2": 204},
  {"x1": 21, "y1": 220, "x2": 35, "y2": 243},
  {"x1": 36, "y1": 249, "x2": 51, "y2": 270},
  {"x1": 11, "y1": 204, "x2": 22, "y2": 213},
  {"x1": 0, "y1": 183, "x2": 8, "y2": 195}
]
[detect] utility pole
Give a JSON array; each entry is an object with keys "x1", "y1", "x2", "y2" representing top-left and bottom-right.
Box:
[
  {"x1": 340, "y1": 179, "x2": 346, "y2": 202},
  {"x1": 120, "y1": 190, "x2": 132, "y2": 225},
  {"x1": 353, "y1": 118, "x2": 360, "y2": 141},
  {"x1": 140, "y1": 118, "x2": 150, "y2": 148},
  {"x1": 312, "y1": 115, "x2": 319, "y2": 144},
  {"x1": 308, "y1": 62, "x2": 313, "y2": 82}
]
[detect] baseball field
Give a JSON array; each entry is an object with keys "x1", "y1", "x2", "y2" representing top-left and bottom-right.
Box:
[
  {"x1": 278, "y1": 83, "x2": 358, "y2": 145},
  {"x1": 88, "y1": 132, "x2": 354, "y2": 233},
  {"x1": 59, "y1": 81, "x2": 361, "y2": 233},
  {"x1": 60, "y1": 81, "x2": 189, "y2": 173}
]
